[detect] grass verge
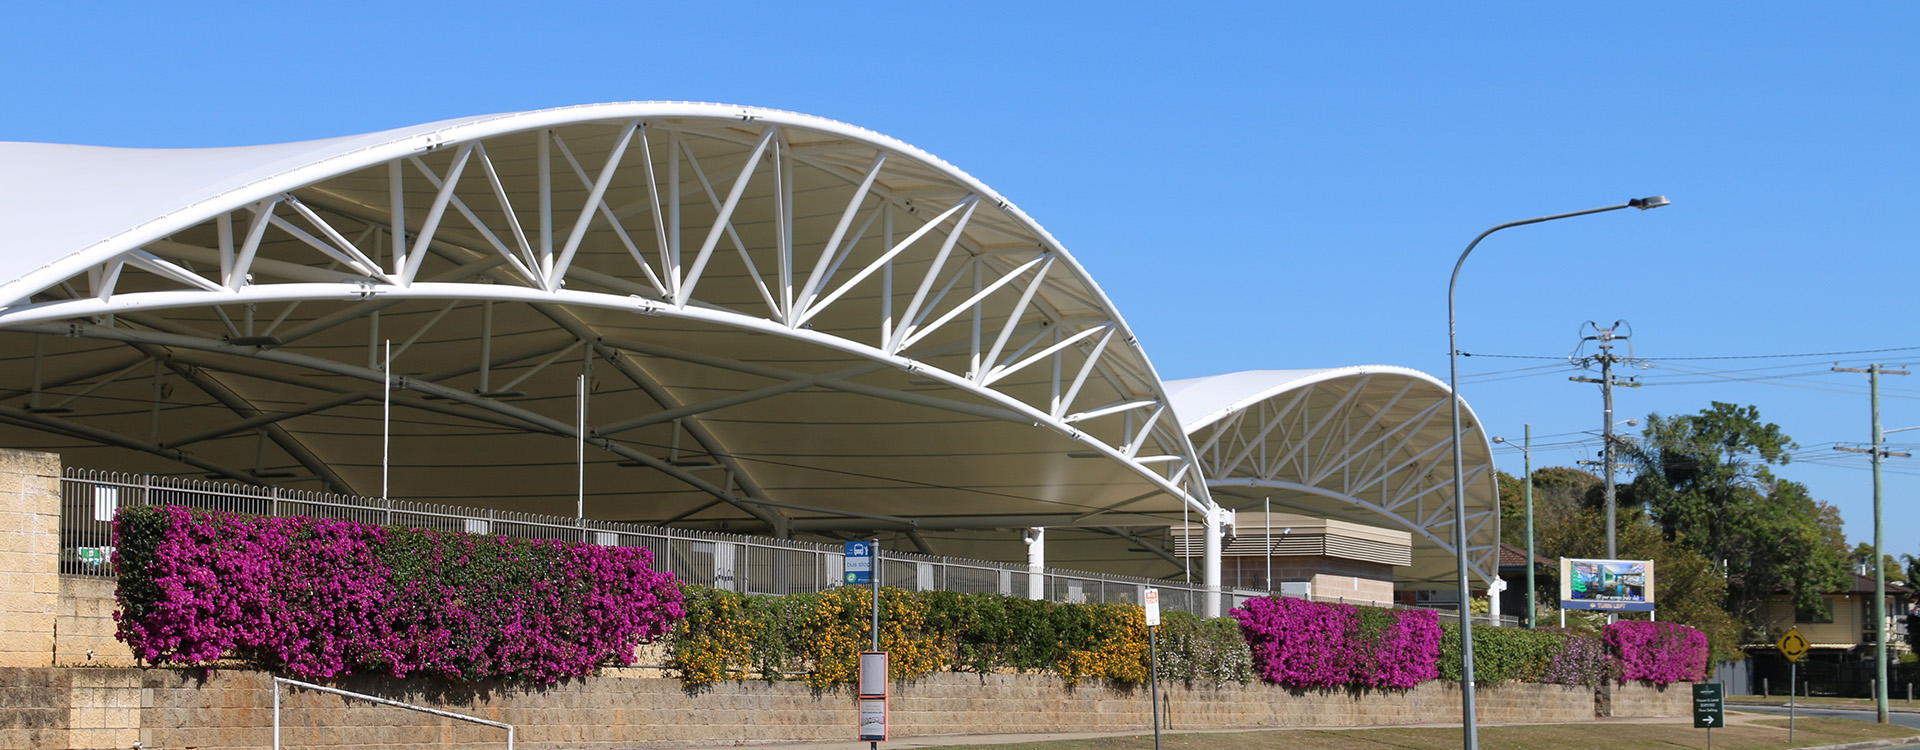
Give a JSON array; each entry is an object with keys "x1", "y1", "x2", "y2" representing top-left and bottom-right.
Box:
[
  {"x1": 923, "y1": 718, "x2": 1920, "y2": 750},
  {"x1": 1733, "y1": 696, "x2": 1920, "y2": 711}
]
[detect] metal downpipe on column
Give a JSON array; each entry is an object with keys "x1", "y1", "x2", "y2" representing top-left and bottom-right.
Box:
[
  {"x1": 1025, "y1": 527, "x2": 1046, "y2": 600},
  {"x1": 1203, "y1": 507, "x2": 1228, "y2": 618}
]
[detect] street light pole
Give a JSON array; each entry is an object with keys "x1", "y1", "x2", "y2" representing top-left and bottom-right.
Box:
[
  {"x1": 1447, "y1": 195, "x2": 1667, "y2": 750},
  {"x1": 1493, "y1": 427, "x2": 1534, "y2": 629}
]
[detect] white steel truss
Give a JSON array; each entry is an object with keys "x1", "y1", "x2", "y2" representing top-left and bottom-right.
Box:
[
  {"x1": 0, "y1": 104, "x2": 1212, "y2": 534},
  {"x1": 1174, "y1": 367, "x2": 1500, "y2": 587}
]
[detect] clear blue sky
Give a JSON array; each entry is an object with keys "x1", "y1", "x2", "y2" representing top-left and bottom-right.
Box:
[{"x1": 6, "y1": 3, "x2": 1916, "y2": 561}]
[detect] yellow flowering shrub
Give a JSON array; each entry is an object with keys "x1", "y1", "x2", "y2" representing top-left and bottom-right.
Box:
[
  {"x1": 669, "y1": 585, "x2": 1243, "y2": 689},
  {"x1": 798, "y1": 586, "x2": 950, "y2": 687},
  {"x1": 670, "y1": 586, "x2": 757, "y2": 686},
  {"x1": 1054, "y1": 604, "x2": 1149, "y2": 685}
]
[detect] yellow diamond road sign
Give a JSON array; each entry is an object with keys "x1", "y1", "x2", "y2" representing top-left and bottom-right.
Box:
[{"x1": 1777, "y1": 627, "x2": 1810, "y2": 662}]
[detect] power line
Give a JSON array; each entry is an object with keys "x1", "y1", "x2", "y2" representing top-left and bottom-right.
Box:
[
  {"x1": 1646, "y1": 346, "x2": 1920, "y2": 362},
  {"x1": 1461, "y1": 345, "x2": 1920, "y2": 362}
]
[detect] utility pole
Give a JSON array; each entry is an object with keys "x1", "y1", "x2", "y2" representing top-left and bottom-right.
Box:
[
  {"x1": 1833, "y1": 363, "x2": 1909, "y2": 725},
  {"x1": 1570, "y1": 321, "x2": 1640, "y2": 559}
]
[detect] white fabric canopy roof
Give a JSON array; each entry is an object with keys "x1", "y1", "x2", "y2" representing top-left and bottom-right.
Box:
[
  {"x1": 1167, "y1": 367, "x2": 1500, "y2": 588},
  {"x1": 0, "y1": 104, "x2": 1496, "y2": 587}
]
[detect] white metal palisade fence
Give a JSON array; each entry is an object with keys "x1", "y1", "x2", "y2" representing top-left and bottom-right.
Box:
[{"x1": 59, "y1": 468, "x2": 1240, "y2": 614}]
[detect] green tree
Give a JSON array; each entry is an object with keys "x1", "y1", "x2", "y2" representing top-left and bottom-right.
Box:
[
  {"x1": 1850, "y1": 543, "x2": 1909, "y2": 585},
  {"x1": 1617, "y1": 402, "x2": 1850, "y2": 631},
  {"x1": 1497, "y1": 465, "x2": 1603, "y2": 548},
  {"x1": 1535, "y1": 505, "x2": 1744, "y2": 665}
]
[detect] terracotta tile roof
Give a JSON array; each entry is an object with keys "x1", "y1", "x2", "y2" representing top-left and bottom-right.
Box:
[
  {"x1": 1499, "y1": 543, "x2": 1554, "y2": 570},
  {"x1": 1845, "y1": 572, "x2": 1914, "y2": 595}
]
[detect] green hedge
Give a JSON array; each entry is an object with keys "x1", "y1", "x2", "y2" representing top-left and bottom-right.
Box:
[
  {"x1": 668, "y1": 586, "x2": 1252, "y2": 687},
  {"x1": 1439, "y1": 623, "x2": 1563, "y2": 683}
]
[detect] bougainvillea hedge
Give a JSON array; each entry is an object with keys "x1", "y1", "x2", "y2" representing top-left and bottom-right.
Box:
[
  {"x1": 1604, "y1": 620, "x2": 1710, "y2": 685},
  {"x1": 113, "y1": 506, "x2": 684, "y2": 683},
  {"x1": 1437, "y1": 625, "x2": 1613, "y2": 686},
  {"x1": 1231, "y1": 596, "x2": 1439, "y2": 688},
  {"x1": 111, "y1": 503, "x2": 1710, "y2": 691}
]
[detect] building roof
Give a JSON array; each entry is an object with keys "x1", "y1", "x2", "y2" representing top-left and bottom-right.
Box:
[
  {"x1": 0, "y1": 103, "x2": 1499, "y2": 585},
  {"x1": 1498, "y1": 543, "x2": 1554, "y2": 570},
  {"x1": 1166, "y1": 368, "x2": 1500, "y2": 589},
  {"x1": 1842, "y1": 573, "x2": 1914, "y2": 596}
]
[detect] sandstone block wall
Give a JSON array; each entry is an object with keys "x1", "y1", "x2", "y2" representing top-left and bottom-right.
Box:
[
  {"x1": 56, "y1": 576, "x2": 136, "y2": 667},
  {"x1": 1608, "y1": 681, "x2": 1691, "y2": 717},
  {"x1": 0, "y1": 449, "x2": 61, "y2": 668},
  {"x1": 0, "y1": 667, "x2": 70, "y2": 750},
  {"x1": 3, "y1": 666, "x2": 1613, "y2": 750},
  {"x1": 0, "y1": 667, "x2": 142, "y2": 750}
]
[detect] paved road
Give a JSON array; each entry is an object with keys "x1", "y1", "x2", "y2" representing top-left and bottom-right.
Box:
[{"x1": 1732, "y1": 703, "x2": 1920, "y2": 730}]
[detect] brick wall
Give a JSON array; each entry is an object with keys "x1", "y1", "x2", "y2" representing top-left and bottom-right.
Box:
[{"x1": 0, "y1": 449, "x2": 61, "y2": 668}]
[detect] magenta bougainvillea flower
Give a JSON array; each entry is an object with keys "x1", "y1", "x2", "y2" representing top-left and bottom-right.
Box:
[
  {"x1": 1230, "y1": 596, "x2": 1439, "y2": 689},
  {"x1": 113, "y1": 506, "x2": 683, "y2": 683},
  {"x1": 1604, "y1": 620, "x2": 1709, "y2": 685}
]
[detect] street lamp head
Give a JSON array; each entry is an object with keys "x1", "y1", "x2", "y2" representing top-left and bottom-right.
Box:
[
  {"x1": 1492, "y1": 436, "x2": 1508, "y2": 444},
  {"x1": 1628, "y1": 195, "x2": 1670, "y2": 210}
]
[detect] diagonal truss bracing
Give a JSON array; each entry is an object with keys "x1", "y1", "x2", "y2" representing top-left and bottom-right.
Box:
[
  {"x1": 1175, "y1": 368, "x2": 1500, "y2": 586},
  {"x1": 0, "y1": 103, "x2": 1211, "y2": 526}
]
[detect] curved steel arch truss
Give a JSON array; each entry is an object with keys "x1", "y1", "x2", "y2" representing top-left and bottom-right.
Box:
[
  {"x1": 0, "y1": 104, "x2": 1210, "y2": 544},
  {"x1": 1171, "y1": 368, "x2": 1500, "y2": 588}
]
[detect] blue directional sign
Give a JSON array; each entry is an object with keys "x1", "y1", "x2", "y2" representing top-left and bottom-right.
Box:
[{"x1": 844, "y1": 541, "x2": 874, "y2": 585}]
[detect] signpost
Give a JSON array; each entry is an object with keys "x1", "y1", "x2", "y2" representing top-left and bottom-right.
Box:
[
  {"x1": 1693, "y1": 683, "x2": 1723, "y2": 750},
  {"x1": 858, "y1": 652, "x2": 888, "y2": 743},
  {"x1": 845, "y1": 541, "x2": 873, "y2": 585},
  {"x1": 1144, "y1": 588, "x2": 1161, "y2": 750},
  {"x1": 849, "y1": 541, "x2": 885, "y2": 747},
  {"x1": 1779, "y1": 627, "x2": 1808, "y2": 741}
]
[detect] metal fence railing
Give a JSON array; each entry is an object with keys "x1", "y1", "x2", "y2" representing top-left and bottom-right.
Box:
[
  {"x1": 58, "y1": 469, "x2": 1232, "y2": 614},
  {"x1": 58, "y1": 468, "x2": 1519, "y2": 625}
]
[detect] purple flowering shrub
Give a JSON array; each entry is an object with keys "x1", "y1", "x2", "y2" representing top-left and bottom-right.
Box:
[
  {"x1": 1604, "y1": 620, "x2": 1708, "y2": 685},
  {"x1": 1538, "y1": 631, "x2": 1612, "y2": 687},
  {"x1": 113, "y1": 506, "x2": 684, "y2": 683},
  {"x1": 1231, "y1": 596, "x2": 1438, "y2": 689}
]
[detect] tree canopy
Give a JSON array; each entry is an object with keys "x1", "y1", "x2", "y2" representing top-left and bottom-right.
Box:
[
  {"x1": 1617, "y1": 401, "x2": 1850, "y2": 625},
  {"x1": 1496, "y1": 401, "x2": 1854, "y2": 655}
]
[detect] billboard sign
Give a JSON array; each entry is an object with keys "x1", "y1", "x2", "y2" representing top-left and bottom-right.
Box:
[{"x1": 1560, "y1": 558, "x2": 1655, "y2": 612}]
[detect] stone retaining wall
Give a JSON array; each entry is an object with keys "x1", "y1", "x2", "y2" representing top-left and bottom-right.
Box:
[
  {"x1": 1605, "y1": 681, "x2": 1691, "y2": 717},
  {"x1": 56, "y1": 576, "x2": 134, "y2": 668},
  {"x1": 5, "y1": 665, "x2": 1672, "y2": 750},
  {"x1": 0, "y1": 449, "x2": 61, "y2": 669}
]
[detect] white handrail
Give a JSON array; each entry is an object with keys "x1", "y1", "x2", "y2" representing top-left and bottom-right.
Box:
[{"x1": 273, "y1": 676, "x2": 512, "y2": 750}]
